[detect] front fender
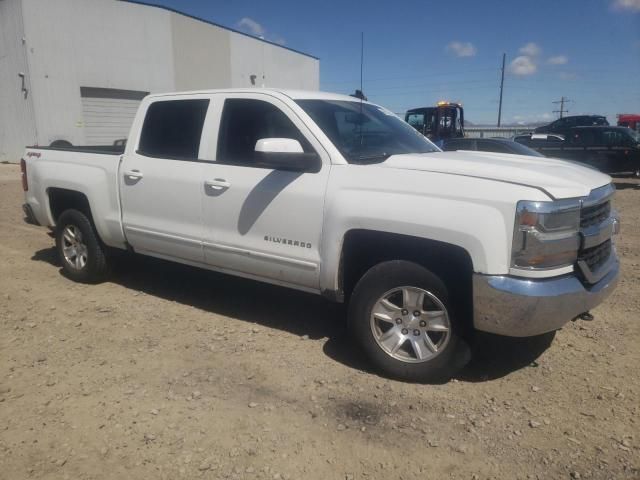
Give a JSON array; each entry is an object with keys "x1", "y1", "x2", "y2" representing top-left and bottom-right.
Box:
[{"x1": 319, "y1": 166, "x2": 551, "y2": 293}]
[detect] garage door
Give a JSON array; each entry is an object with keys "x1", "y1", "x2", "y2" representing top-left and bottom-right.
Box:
[{"x1": 81, "y1": 87, "x2": 148, "y2": 146}]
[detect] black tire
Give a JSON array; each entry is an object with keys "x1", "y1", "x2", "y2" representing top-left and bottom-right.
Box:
[
  {"x1": 348, "y1": 260, "x2": 470, "y2": 383},
  {"x1": 55, "y1": 209, "x2": 109, "y2": 283}
]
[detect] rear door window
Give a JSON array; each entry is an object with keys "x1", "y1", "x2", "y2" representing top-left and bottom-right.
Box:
[
  {"x1": 138, "y1": 99, "x2": 209, "y2": 159},
  {"x1": 571, "y1": 130, "x2": 596, "y2": 145}
]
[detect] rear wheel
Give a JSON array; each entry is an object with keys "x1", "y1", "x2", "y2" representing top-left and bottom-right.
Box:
[
  {"x1": 348, "y1": 260, "x2": 469, "y2": 382},
  {"x1": 55, "y1": 209, "x2": 109, "y2": 283}
]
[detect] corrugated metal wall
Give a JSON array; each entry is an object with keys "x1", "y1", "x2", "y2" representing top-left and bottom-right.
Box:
[
  {"x1": 80, "y1": 87, "x2": 147, "y2": 146},
  {"x1": 0, "y1": 0, "x2": 320, "y2": 161},
  {"x1": 229, "y1": 33, "x2": 320, "y2": 91},
  {"x1": 0, "y1": 0, "x2": 37, "y2": 162},
  {"x1": 20, "y1": 0, "x2": 175, "y2": 150}
]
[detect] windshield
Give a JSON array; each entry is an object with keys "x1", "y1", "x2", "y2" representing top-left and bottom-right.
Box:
[
  {"x1": 296, "y1": 100, "x2": 440, "y2": 163},
  {"x1": 504, "y1": 141, "x2": 546, "y2": 157}
]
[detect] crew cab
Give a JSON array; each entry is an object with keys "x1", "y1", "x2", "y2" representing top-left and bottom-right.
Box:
[
  {"x1": 516, "y1": 126, "x2": 640, "y2": 176},
  {"x1": 21, "y1": 89, "x2": 620, "y2": 382}
]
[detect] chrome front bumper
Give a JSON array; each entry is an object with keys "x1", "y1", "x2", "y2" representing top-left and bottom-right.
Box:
[{"x1": 472, "y1": 257, "x2": 619, "y2": 337}]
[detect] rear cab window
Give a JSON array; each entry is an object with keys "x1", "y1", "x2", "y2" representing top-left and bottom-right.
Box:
[{"x1": 138, "y1": 99, "x2": 209, "y2": 159}]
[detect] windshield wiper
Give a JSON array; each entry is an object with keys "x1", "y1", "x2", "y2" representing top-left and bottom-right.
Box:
[{"x1": 351, "y1": 153, "x2": 392, "y2": 164}]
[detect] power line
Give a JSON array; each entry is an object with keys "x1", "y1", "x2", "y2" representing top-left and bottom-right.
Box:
[
  {"x1": 357, "y1": 86, "x2": 499, "y2": 98},
  {"x1": 321, "y1": 67, "x2": 499, "y2": 85},
  {"x1": 552, "y1": 96, "x2": 572, "y2": 118}
]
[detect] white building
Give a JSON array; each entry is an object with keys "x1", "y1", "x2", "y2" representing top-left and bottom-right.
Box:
[{"x1": 0, "y1": 0, "x2": 319, "y2": 162}]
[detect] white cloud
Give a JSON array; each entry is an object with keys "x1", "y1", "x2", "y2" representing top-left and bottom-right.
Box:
[
  {"x1": 236, "y1": 17, "x2": 285, "y2": 45},
  {"x1": 519, "y1": 42, "x2": 541, "y2": 57},
  {"x1": 612, "y1": 0, "x2": 640, "y2": 11},
  {"x1": 237, "y1": 17, "x2": 265, "y2": 37},
  {"x1": 507, "y1": 43, "x2": 541, "y2": 76},
  {"x1": 509, "y1": 55, "x2": 537, "y2": 76},
  {"x1": 548, "y1": 55, "x2": 568, "y2": 65},
  {"x1": 446, "y1": 41, "x2": 477, "y2": 57}
]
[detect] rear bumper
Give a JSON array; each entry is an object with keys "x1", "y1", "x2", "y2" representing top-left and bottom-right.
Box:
[
  {"x1": 22, "y1": 203, "x2": 40, "y2": 226},
  {"x1": 472, "y1": 258, "x2": 619, "y2": 337}
]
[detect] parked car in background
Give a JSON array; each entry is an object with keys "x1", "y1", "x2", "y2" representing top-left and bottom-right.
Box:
[
  {"x1": 513, "y1": 133, "x2": 565, "y2": 150},
  {"x1": 517, "y1": 126, "x2": 640, "y2": 176},
  {"x1": 21, "y1": 89, "x2": 620, "y2": 382},
  {"x1": 534, "y1": 115, "x2": 609, "y2": 138},
  {"x1": 443, "y1": 137, "x2": 545, "y2": 157},
  {"x1": 514, "y1": 133, "x2": 564, "y2": 143}
]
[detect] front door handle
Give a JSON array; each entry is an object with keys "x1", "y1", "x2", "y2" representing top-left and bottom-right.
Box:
[
  {"x1": 124, "y1": 169, "x2": 143, "y2": 180},
  {"x1": 205, "y1": 179, "x2": 231, "y2": 191},
  {"x1": 123, "y1": 169, "x2": 143, "y2": 184}
]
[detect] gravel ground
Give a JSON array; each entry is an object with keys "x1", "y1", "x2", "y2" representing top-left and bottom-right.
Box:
[{"x1": 0, "y1": 163, "x2": 638, "y2": 479}]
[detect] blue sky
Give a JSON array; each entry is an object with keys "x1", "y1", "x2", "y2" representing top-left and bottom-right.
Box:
[{"x1": 149, "y1": 0, "x2": 639, "y2": 125}]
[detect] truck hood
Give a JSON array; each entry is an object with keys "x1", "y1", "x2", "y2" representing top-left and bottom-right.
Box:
[{"x1": 382, "y1": 151, "x2": 611, "y2": 199}]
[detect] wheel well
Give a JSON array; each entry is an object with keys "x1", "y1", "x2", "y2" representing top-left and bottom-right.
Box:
[
  {"x1": 49, "y1": 139, "x2": 73, "y2": 148},
  {"x1": 340, "y1": 230, "x2": 474, "y2": 328},
  {"x1": 48, "y1": 188, "x2": 92, "y2": 224}
]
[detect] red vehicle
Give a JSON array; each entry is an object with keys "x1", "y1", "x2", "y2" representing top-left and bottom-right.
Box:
[{"x1": 617, "y1": 114, "x2": 640, "y2": 132}]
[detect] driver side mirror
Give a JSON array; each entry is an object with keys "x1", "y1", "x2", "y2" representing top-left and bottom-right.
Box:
[{"x1": 254, "y1": 138, "x2": 321, "y2": 173}]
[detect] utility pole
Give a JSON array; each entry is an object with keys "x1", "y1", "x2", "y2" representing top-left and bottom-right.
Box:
[
  {"x1": 497, "y1": 53, "x2": 506, "y2": 127},
  {"x1": 552, "y1": 96, "x2": 571, "y2": 118}
]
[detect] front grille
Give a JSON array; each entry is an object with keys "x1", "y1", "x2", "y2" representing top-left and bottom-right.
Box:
[
  {"x1": 578, "y1": 240, "x2": 611, "y2": 272},
  {"x1": 580, "y1": 201, "x2": 610, "y2": 229}
]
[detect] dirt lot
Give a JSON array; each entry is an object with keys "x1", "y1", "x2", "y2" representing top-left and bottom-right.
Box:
[{"x1": 0, "y1": 163, "x2": 638, "y2": 480}]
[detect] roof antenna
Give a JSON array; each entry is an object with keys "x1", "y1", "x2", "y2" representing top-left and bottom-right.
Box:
[
  {"x1": 350, "y1": 32, "x2": 367, "y2": 101},
  {"x1": 360, "y1": 31, "x2": 363, "y2": 98}
]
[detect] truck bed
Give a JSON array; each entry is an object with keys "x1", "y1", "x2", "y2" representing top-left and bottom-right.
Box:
[{"x1": 23, "y1": 145, "x2": 126, "y2": 249}]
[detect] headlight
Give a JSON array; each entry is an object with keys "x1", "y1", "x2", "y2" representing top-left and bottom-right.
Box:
[{"x1": 512, "y1": 199, "x2": 581, "y2": 269}]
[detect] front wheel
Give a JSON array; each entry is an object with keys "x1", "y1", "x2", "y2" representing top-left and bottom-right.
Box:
[
  {"x1": 55, "y1": 209, "x2": 110, "y2": 283},
  {"x1": 348, "y1": 260, "x2": 469, "y2": 382}
]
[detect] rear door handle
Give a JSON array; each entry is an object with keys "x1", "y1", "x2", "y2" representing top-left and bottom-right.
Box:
[
  {"x1": 205, "y1": 179, "x2": 231, "y2": 191},
  {"x1": 124, "y1": 169, "x2": 143, "y2": 180}
]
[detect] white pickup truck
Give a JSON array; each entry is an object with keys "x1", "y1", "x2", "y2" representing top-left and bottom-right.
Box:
[{"x1": 21, "y1": 89, "x2": 620, "y2": 381}]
